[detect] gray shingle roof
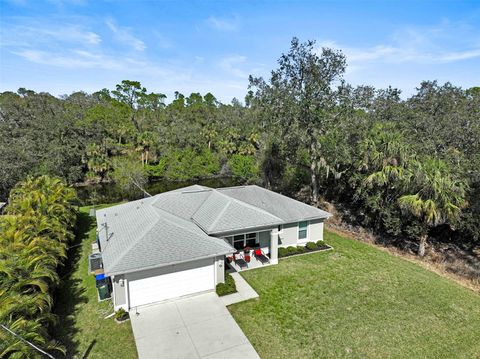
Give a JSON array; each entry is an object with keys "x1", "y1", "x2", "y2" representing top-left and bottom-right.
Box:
[
  {"x1": 217, "y1": 185, "x2": 331, "y2": 223},
  {"x1": 96, "y1": 197, "x2": 235, "y2": 276},
  {"x1": 191, "y1": 190, "x2": 283, "y2": 234},
  {"x1": 96, "y1": 185, "x2": 331, "y2": 275}
]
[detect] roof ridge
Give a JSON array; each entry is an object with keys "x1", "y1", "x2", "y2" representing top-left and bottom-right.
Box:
[
  {"x1": 250, "y1": 184, "x2": 331, "y2": 216},
  {"x1": 157, "y1": 206, "x2": 212, "y2": 237},
  {"x1": 104, "y1": 203, "x2": 162, "y2": 273},
  {"x1": 205, "y1": 196, "x2": 231, "y2": 232},
  {"x1": 213, "y1": 187, "x2": 283, "y2": 222},
  {"x1": 189, "y1": 189, "x2": 215, "y2": 223}
]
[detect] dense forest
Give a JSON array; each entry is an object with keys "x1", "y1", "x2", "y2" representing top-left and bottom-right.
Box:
[
  {"x1": 0, "y1": 36, "x2": 479, "y2": 357},
  {"x1": 1, "y1": 38, "x2": 479, "y2": 252}
]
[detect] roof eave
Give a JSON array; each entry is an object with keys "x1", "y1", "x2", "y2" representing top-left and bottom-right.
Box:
[
  {"x1": 104, "y1": 248, "x2": 236, "y2": 277},
  {"x1": 208, "y1": 213, "x2": 332, "y2": 236}
]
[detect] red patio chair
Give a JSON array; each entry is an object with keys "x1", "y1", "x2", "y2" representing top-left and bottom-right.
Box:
[{"x1": 254, "y1": 248, "x2": 270, "y2": 264}]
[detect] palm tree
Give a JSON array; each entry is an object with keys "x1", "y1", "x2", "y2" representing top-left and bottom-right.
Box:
[
  {"x1": 0, "y1": 317, "x2": 65, "y2": 358},
  {"x1": 357, "y1": 125, "x2": 414, "y2": 230},
  {"x1": 0, "y1": 175, "x2": 76, "y2": 357},
  {"x1": 398, "y1": 158, "x2": 467, "y2": 256}
]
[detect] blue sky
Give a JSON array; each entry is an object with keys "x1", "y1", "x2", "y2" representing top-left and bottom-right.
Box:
[{"x1": 1, "y1": 0, "x2": 479, "y2": 102}]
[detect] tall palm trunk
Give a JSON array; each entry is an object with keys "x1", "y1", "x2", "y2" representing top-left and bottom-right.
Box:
[
  {"x1": 310, "y1": 140, "x2": 319, "y2": 204},
  {"x1": 418, "y1": 234, "x2": 428, "y2": 257}
]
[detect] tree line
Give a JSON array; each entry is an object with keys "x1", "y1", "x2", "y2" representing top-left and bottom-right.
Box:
[
  {"x1": 0, "y1": 37, "x2": 479, "y2": 253},
  {"x1": 0, "y1": 176, "x2": 77, "y2": 357}
]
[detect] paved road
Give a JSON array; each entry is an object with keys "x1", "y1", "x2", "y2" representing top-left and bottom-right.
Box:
[{"x1": 130, "y1": 292, "x2": 260, "y2": 359}]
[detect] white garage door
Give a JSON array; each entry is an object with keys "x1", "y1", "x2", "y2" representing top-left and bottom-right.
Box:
[{"x1": 128, "y1": 258, "x2": 215, "y2": 308}]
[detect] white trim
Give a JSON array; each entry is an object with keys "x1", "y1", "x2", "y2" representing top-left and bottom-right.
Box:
[
  {"x1": 298, "y1": 220, "x2": 310, "y2": 242},
  {"x1": 125, "y1": 278, "x2": 130, "y2": 311}
]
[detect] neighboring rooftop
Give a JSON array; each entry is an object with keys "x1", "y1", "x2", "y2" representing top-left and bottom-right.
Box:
[{"x1": 96, "y1": 185, "x2": 331, "y2": 275}]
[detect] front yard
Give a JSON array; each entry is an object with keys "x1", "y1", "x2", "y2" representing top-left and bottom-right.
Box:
[
  {"x1": 53, "y1": 207, "x2": 138, "y2": 358},
  {"x1": 52, "y1": 208, "x2": 480, "y2": 359},
  {"x1": 229, "y1": 230, "x2": 480, "y2": 359}
]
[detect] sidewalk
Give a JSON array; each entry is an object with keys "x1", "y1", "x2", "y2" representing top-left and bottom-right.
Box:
[{"x1": 219, "y1": 272, "x2": 259, "y2": 306}]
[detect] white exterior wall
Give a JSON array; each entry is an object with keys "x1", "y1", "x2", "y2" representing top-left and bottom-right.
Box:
[
  {"x1": 112, "y1": 275, "x2": 127, "y2": 310},
  {"x1": 215, "y1": 256, "x2": 225, "y2": 284},
  {"x1": 278, "y1": 222, "x2": 298, "y2": 247},
  {"x1": 278, "y1": 219, "x2": 326, "y2": 247},
  {"x1": 309, "y1": 218, "x2": 325, "y2": 242}
]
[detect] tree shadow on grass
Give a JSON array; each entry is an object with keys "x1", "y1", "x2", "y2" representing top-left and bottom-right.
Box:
[{"x1": 52, "y1": 211, "x2": 92, "y2": 358}]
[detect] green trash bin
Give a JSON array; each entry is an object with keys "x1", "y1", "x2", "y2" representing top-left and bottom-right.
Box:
[{"x1": 98, "y1": 284, "x2": 110, "y2": 300}]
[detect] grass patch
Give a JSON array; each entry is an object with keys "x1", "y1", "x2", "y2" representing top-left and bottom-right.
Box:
[
  {"x1": 52, "y1": 206, "x2": 137, "y2": 358},
  {"x1": 216, "y1": 272, "x2": 237, "y2": 296},
  {"x1": 229, "y1": 230, "x2": 480, "y2": 359}
]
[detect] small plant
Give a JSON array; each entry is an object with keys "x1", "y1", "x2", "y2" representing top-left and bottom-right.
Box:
[
  {"x1": 278, "y1": 247, "x2": 288, "y2": 258},
  {"x1": 216, "y1": 272, "x2": 237, "y2": 296},
  {"x1": 316, "y1": 240, "x2": 324, "y2": 247},
  {"x1": 286, "y1": 246, "x2": 299, "y2": 255},
  {"x1": 306, "y1": 242, "x2": 317, "y2": 251},
  {"x1": 114, "y1": 308, "x2": 129, "y2": 322}
]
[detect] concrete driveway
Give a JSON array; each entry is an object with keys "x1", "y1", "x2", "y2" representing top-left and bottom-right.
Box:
[{"x1": 130, "y1": 292, "x2": 260, "y2": 359}]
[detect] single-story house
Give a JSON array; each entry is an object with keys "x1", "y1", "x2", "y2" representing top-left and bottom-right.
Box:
[{"x1": 96, "y1": 185, "x2": 331, "y2": 310}]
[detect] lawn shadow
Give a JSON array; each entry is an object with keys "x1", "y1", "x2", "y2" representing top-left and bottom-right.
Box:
[
  {"x1": 52, "y1": 210, "x2": 92, "y2": 358},
  {"x1": 81, "y1": 339, "x2": 97, "y2": 359}
]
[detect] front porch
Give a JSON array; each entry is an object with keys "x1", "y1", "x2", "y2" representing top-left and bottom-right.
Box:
[
  {"x1": 224, "y1": 228, "x2": 279, "y2": 272},
  {"x1": 226, "y1": 248, "x2": 274, "y2": 272}
]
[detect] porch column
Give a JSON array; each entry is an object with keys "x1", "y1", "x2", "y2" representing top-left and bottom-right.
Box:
[{"x1": 270, "y1": 229, "x2": 279, "y2": 264}]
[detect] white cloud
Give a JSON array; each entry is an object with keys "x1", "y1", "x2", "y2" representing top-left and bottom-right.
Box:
[
  {"x1": 219, "y1": 54, "x2": 248, "y2": 78},
  {"x1": 318, "y1": 20, "x2": 480, "y2": 68},
  {"x1": 106, "y1": 18, "x2": 146, "y2": 51},
  {"x1": 14, "y1": 49, "x2": 123, "y2": 69},
  {"x1": 439, "y1": 49, "x2": 480, "y2": 62},
  {"x1": 0, "y1": 21, "x2": 101, "y2": 47},
  {"x1": 207, "y1": 15, "x2": 239, "y2": 31}
]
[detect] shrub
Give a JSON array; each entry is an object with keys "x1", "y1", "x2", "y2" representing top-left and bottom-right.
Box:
[
  {"x1": 216, "y1": 272, "x2": 237, "y2": 296},
  {"x1": 115, "y1": 308, "x2": 129, "y2": 322},
  {"x1": 316, "y1": 240, "x2": 324, "y2": 247},
  {"x1": 306, "y1": 242, "x2": 318, "y2": 251},
  {"x1": 278, "y1": 247, "x2": 288, "y2": 258},
  {"x1": 286, "y1": 246, "x2": 299, "y2": 255}
]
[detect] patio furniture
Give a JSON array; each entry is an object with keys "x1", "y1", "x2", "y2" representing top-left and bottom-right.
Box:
[
  {"x1": 254, "y1": 248, "x2": 270, "y2": 264},
  {"x1": 233, "y1": 252, "x2": 248, "y2": 269}
]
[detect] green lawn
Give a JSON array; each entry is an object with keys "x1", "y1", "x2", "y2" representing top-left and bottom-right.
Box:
[
  {"x1": 229, "y1": 230, "x2": 480, "y2": 359},
  {"x1": 53, "y1": 206, "x2": 137, "y2": 358}
]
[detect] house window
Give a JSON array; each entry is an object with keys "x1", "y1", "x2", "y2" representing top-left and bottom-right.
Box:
[
  {"x1": 246, "y1": 233, "x2": 257, "y2": 247},
  {"x1": 233, "y1": 235, "x2": 245, "y2": 250},
  {"x1": 230, "y1": 233, "x2": 258, "y2": 250},
  {"x1": 298, "y1": 221, "x2": 308, "y2": 240}
]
